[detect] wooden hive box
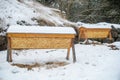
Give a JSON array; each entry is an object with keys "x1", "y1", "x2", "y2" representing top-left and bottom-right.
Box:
[
  {"x1": 7, "y1": 26, "x2": 76, "y2": 62},
  {"x1": 78, "y1": 27, "x2": 112, "y2": 40}
]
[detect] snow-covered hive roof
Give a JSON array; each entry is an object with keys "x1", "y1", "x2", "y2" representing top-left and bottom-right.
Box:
[
  {"x1": 7, "y1": 25, "x2": 76, "y2": 34},
  {"x1": 77, "y1": 22, "x2": 120, "y2": 28}
]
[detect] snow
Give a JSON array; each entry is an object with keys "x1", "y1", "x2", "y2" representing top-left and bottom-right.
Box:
[
  {"x1": 0, "y1": 0, "x2": 38, "y2": 25},
  {"x1": 97, "y1": 22, "x2": 120, "y2": 28},
  {"x1": 0, "y1": 42, "x2": 120, "y2": 80},
  {"x1": 7, "y1": 25, "x2": 76, "y2": 34},
  {"x1": 111, "y1": 42, "x2": 120, "y2": 49}
]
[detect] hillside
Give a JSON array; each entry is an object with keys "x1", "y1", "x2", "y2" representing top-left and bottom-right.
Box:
[{"x1": 0, "y1": 0, "x2": 76, "y2": 35}]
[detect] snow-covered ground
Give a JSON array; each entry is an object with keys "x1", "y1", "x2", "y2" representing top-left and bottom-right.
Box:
[{"x1": 0, "y1": 42, "x2": 120, "y2": 80}]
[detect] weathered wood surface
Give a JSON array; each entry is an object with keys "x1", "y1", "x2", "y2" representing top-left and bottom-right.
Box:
[{"x1": 10, "y1": 37, "x2": 72, "y2": 49}]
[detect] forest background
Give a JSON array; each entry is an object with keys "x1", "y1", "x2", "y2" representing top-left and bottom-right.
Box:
[{"x1": 37, "y1": 0, "x2": 120, "y2": 23}]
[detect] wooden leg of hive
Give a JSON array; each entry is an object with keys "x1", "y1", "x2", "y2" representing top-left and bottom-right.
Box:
[
  {"x1": 66, "y1": 47, "x2": 71, "y2": 60},
  {"x1": 7, "y1": 49, "x2": 9, "y2": 62},
  {"x1": 7, "y1": 49, "x2": 12, "y2": 62},
  {"x1": 7, "y1": 37, "x2": 12, "y2": 62},
  {"x1": 72, "y1": 39, "x2": 76, "y2": 63},
  {"x1": 78, "y1": 32, "x2": 80, "y2": 41},
  {"x1": 84, "y1": 38, "x2": 89, "y2": 44},
  {"x1": 109, "y1": 32, "x2": 113, "y2": 43}
]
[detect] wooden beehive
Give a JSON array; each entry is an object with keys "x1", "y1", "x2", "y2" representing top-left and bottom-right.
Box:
[
  {"x1": 78, "y1": 27, "x2": 112, "y2": 40},
  {"x1": 7, "y1": 26, "x2": 76, "y2": 62}
]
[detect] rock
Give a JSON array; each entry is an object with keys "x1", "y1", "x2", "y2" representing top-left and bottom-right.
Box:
[
  {"x1": 111, "y1": 25, "x2": 119, "y2": 41},
  {"x1": 0, "y1": 36, "x2": 7, "y2": 51},
  {"x1": 102, "y1": 38, "x2": 112, "y2": 43},
  {"x1": 116, "y1": 37, "x2": 120, "y2": 41},
  {"x1": 37, "y1": 19, "x2": 55, "y2": 26}
]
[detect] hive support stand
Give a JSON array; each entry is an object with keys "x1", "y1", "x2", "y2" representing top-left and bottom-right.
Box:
[
  {"x1": 66, "y1": 39, "x2": 76, "y2": 62},
  {"x1": 109, "y1": 31, "x2": 113, "y2": 43},
  {"x1": 7, "y1": 37, "x2": 12, "y2": 62}
]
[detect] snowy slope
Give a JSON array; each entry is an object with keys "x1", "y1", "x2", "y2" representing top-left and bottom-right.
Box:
[
  {"x1": 0, "y1": 0, "x2": 75, "y2": 35},
  {"x1": 0, "y1": 42, "x2": 120, "y2": 80},
  {"x1": 0, "y1": 0, "x2": 38, "y2": 29}
]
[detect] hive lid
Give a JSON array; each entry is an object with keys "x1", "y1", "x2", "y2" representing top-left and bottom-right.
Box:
[{"x1": 7, "y1": 25, "x2": 76, "y2": 34}]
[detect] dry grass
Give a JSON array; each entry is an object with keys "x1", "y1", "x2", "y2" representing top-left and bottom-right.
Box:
[
  {"x1": 45, "y1": 62, "x2": 68, "y2": 69},
  {"x1": 12, "y1": 63, "x2": 41, "y2": 70},
  {"x1": 12, "y1": 62, "x2": 68, "y2": 70}
]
